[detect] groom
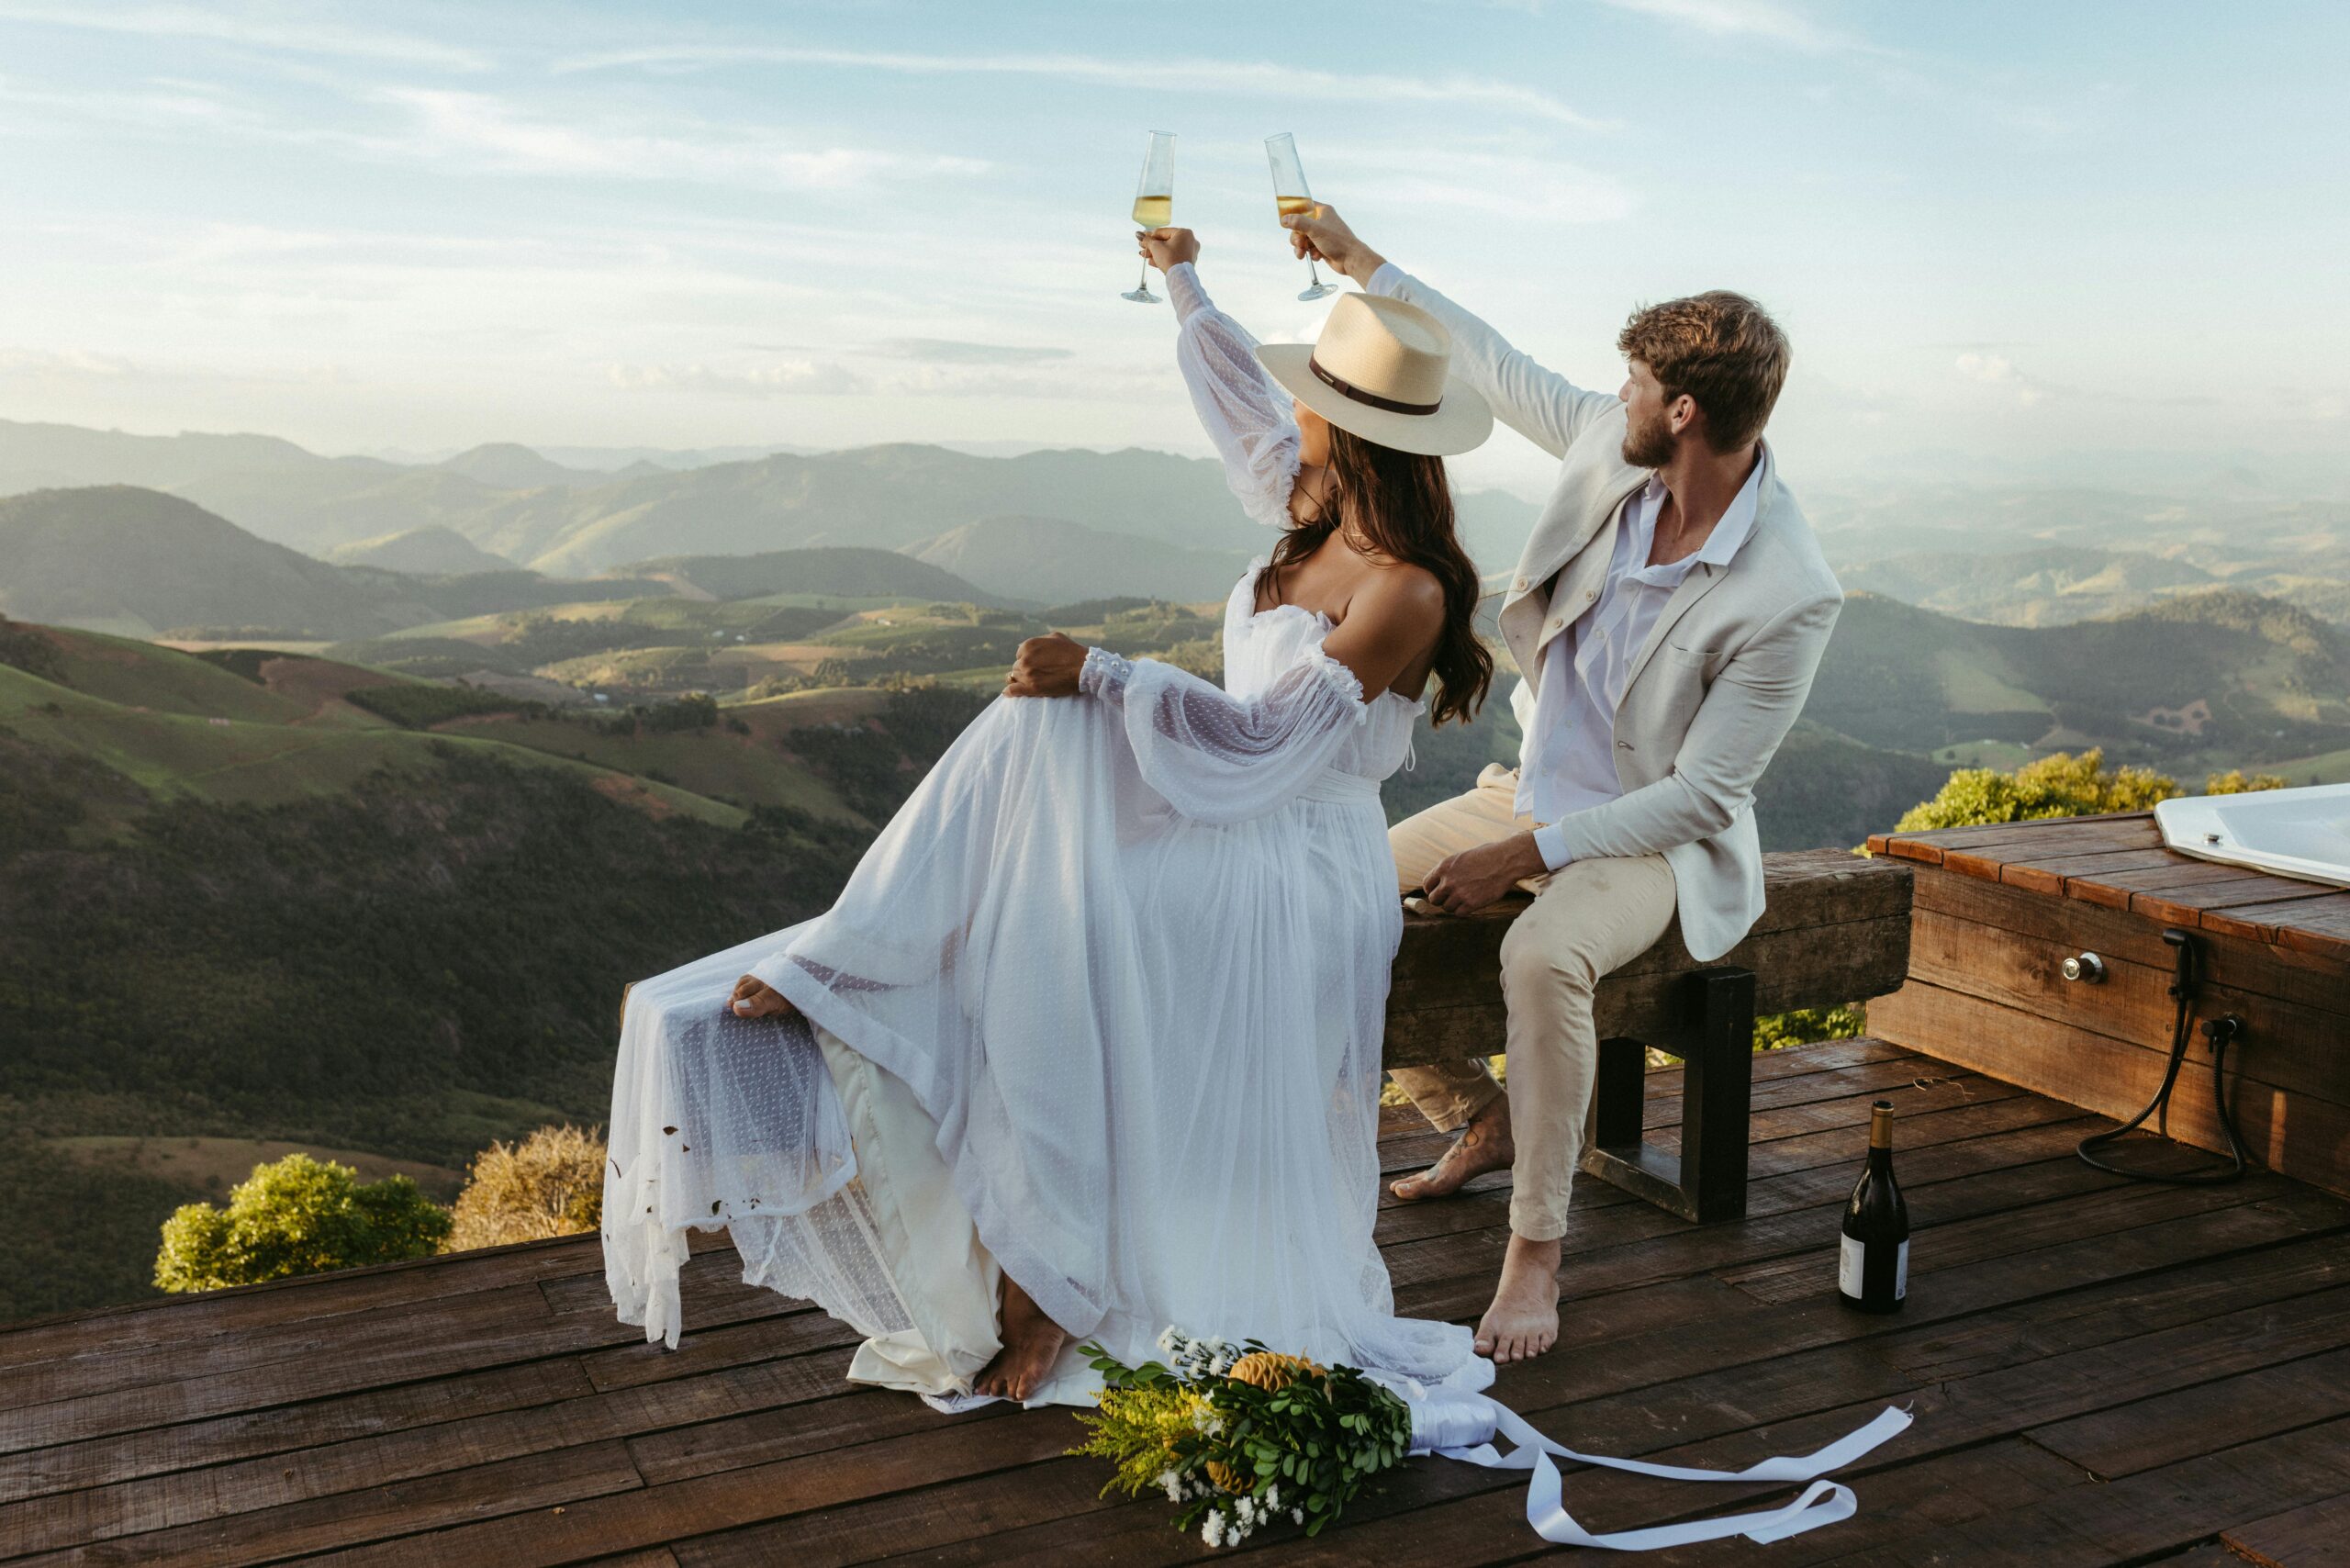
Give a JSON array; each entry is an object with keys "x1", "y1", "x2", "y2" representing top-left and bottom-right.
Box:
[{"x1": 1284, "y1": 207, "x2": 1843, "y2": 1364}]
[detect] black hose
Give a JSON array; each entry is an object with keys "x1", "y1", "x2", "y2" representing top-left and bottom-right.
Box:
[{"x1": 2076, "y1": 928, "x2": 2251, "y2": 1184}]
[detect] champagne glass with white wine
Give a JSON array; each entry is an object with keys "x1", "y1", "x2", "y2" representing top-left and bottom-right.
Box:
[
  {"x1": 1123, "y1": 130, "x2": 1175, "y2": 304},
  {"x1": 1266, "y1": 132, "x2": 1338, "y2": 302}
]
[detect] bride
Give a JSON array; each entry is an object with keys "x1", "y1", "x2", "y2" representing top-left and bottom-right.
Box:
[{"x1": 603, "y1": 224, "x2": 1500, "y2": 1407}]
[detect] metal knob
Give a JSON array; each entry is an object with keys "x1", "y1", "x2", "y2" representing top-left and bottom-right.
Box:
[{"x1": 2062, "y1": 952, "x2": 2107, "y2": 984}]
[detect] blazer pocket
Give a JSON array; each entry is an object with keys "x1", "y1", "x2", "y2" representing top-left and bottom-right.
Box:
[{"x1": 1662, "y1": 642, "x2": 1720, "y2": 670}]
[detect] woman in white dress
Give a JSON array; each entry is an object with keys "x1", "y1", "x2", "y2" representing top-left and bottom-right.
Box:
[{"x1": 602, "y1": 225, "x2": 1500, "y2": 1407}]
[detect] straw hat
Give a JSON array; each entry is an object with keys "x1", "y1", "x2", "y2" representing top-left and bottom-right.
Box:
[{"x1": 1256, "y1": 293, "x2": 1493, "y2": 457}]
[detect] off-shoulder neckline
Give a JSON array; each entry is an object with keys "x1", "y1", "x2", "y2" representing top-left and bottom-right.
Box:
[{"x1": 1234, "y1": 577, "x2": 1423, "y2": 713}]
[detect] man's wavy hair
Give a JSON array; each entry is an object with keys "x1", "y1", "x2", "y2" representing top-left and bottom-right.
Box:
[{"x1": 1617, "y1": 291, "x2": 1790, "y2": 453}]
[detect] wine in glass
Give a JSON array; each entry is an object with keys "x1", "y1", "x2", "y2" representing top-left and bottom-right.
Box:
[
  {"x1": 1123, "y1": 130, "x2": 1175, "y2": 304},
  {"x1": 1266, "y1": 132, "x2": 1338, "y2": 302}
]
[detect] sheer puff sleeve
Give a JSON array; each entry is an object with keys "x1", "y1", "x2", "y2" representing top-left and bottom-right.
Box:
[
  {"x1": 1167, "y1": 261, "x2": 1303, "y2": 533},
  {"x1": 1080, "y1": 643, "x2": 1369, "y2": 824}
]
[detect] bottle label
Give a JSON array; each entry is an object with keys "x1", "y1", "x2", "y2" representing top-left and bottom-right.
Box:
[{"x1": 1840, "y1": 1236, "x2": 1910, "y2": 1299}]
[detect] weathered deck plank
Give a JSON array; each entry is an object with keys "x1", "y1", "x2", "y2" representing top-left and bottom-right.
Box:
[{"x1": 6, "y1": 1038, "x2": 2347, "y2": 1567}]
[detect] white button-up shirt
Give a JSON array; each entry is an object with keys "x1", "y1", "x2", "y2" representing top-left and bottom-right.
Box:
[{"x1": 1522, "y1": 450, "x2": 1766, "y2": 869}]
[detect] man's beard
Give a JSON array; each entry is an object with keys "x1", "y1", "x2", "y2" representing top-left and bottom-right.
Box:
[{"x1": 1620, "y1": 405, "x2": 1675, "y2": 468}]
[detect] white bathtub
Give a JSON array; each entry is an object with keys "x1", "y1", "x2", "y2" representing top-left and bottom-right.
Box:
[{"x1": 2154, "y1": 782, "x2": 2350, "y2": 889}]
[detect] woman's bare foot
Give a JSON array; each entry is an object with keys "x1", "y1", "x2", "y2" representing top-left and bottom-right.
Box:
[
  {"x1": 1474, "y1": 1233, "x2": 1561, "y2": 1365},
  {"x1": 728, "y1": 974, "x2": 800, "y2": 1022},
  {"x1": 971, "y1": 1277, "x2": 1067, "y2": 1402},
  {"x1": 1390, "y1": 1096, "x2": 1514, "y2": 1202}
]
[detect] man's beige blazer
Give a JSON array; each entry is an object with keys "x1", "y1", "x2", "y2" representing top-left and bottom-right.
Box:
[{"x1": 1371, "y1": 267, "x2": 1844, "y2": 962}]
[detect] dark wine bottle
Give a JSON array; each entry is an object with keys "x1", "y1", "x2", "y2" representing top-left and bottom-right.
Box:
[{"x1": 1839, "y1": 1099, "x2": 1908, "y2": 1313}]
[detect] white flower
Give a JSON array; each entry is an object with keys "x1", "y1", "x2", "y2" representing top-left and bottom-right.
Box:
[
  {"x1": 1266, "y1": 1484, "x2": 1281, "y2": 1508},
  {"x1": 1291, "y1": 1506, "x2": 1305, "y2": 1525},
  {"x1": 1202, "y1": 1510, "x2": 1225, "y2": 1548}
]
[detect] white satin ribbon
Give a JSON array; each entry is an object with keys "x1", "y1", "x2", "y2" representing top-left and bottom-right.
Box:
[{"x1": 1401, "y1": 1381, "x2": 1913, "y2": 1551}]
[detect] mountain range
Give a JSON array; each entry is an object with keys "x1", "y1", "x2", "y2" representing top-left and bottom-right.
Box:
[{"x1": 0, "y1": 419, "x2": 1543, "y2": 582}]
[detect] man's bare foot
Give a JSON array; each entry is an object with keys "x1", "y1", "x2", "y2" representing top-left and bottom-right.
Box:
[
  {"x1": 971, "y1": 1277, "x2": 1068, "y2": 1402},
  {"x1": 1473, "y1": 1233, "x2": 1561, "y2": 1365},
  {"x1": 1391, "y1": 1096, "x2": 1514, "y2": 1202}
]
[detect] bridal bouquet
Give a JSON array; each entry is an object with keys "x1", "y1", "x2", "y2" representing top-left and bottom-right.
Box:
[{"x1": 1068, "y1": 1327, "x2": 1412, "y2": 1547}]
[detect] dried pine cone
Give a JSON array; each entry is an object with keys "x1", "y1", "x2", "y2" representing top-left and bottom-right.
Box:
[
  {"x1": 1204, "y1": 1458, "x2": 1248, "y2": 1493},
  {"x1": 1226, "y1": 1350, "x2": 1325, "y2": 1391}
]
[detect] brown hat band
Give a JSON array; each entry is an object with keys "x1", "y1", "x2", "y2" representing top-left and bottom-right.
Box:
[{"x1": 1309, "y1": 354, "x2": 1442, "y2": 417}]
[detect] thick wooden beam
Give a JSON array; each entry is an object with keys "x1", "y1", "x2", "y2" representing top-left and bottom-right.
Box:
[{"x1": 1383, "y1": 849, "x2": 1914, "y2": 1070}]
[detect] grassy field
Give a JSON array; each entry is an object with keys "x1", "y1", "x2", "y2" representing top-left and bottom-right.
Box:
[
  {"x1": 1930, "y1": 739, "x2": 2040, "y2": 769},
  {"x1": 0, "y1": 662, "x2": 750, "y2": 824},
  {"x1": 2249, "y1": 746, "x2": 2350, "y2": 786},
  {"x1": 45, "y1": 1134, "x2": 468, "y2": 1201},
  {"x1": 433, "y1": 710, "x2": 858, "y2": 819}
]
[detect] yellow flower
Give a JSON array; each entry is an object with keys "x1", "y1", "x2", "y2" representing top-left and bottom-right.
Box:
[{"x1": 1226, "y1": 1350, "x2": 1324, "y2": 1391}]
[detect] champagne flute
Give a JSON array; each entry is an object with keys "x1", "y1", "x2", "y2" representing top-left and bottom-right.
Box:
[
  {"x1": 1123, "y1": 130, "x2": 1175, "y2": 304},
  {"x1": 1266, "y1": 132, "x2": 1338, "y2": 302}
]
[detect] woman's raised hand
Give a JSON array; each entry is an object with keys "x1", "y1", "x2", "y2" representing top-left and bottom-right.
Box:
[
  {"x1": 1005, "y1": 632, "x2": 1086, "y2": 699},
  {"x1": 1137, "y1": 226, "x2": 1201, "y2": 274},
  {"x1": 1281, "y1": 205, "x2": 1383, "y2": 286}
]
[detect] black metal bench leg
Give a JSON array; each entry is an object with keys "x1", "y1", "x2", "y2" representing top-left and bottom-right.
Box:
[
  {"x1": 1578, "y1": 966, "x2": 1756, "y2": 1224},
  {"x1": 1679, "y1": 968, "x2": 1756, "y2": 1224},
  {"x1": 1592, "y1": 1036, "x2": 1647, "y2": 1148}
]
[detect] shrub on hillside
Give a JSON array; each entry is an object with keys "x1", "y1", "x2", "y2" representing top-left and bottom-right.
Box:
[
  {"x1": 0, "y1": 616, "x2": 64, "y2": 685},
  {"x1": 445, "y1": 1123, "x2": 606, "y2": 1250},
  {"x1": 153, "y1": 1152, "x2": 451, "y2": 1292},
  {"x1": 345, "y1": 681, "x2": 536, "y2": 728},
  {"x1": 1896, "y1": 748, "x2": 2179, "y2": 832},
  {"x1": 1895, "y1": 748, "x2": 2288, "y2": 834},
  {"x1": 2206, "y1": 768, "x2": 2292, "y2": 794}
]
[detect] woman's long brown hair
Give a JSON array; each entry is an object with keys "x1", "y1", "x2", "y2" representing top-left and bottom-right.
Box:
[{"x1": 1256, "y1": 425, "x2": 1493, "y2": 726}]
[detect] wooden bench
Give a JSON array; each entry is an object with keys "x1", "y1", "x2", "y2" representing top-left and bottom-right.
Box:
[{"x1": 1384, "y1": 847, "x2": 1916, "y2": 1223}]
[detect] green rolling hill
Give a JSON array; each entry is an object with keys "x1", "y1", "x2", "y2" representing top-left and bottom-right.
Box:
[
  {"x1": 1799, "y1": 588, "x2": 2350, "y2": 764},
  {"x1": 0, "y1": 486, "x2": 434, "y2": 641},
  {"x1": 0, "y1": 615, "x2": 1000, "y2": 1321}
]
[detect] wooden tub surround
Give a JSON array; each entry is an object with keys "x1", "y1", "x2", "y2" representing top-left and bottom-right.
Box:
[{"x1": 1867, "y1": 811, "x2": 2350, "y2": 1197}]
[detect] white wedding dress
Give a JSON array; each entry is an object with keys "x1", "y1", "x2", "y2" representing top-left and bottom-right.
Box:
[{"x1": 601, "y1": 260, "x2": 1483, "y2": 1406}]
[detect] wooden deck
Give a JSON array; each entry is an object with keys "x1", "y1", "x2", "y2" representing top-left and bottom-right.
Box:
[{"x1": 6, "y1": 1036, "x2": 2348, "y2": 1566}]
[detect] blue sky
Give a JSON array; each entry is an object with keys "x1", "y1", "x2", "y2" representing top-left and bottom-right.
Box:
[{"x1": 0, "y1": 0, "x2": 2344, "y2": 498}]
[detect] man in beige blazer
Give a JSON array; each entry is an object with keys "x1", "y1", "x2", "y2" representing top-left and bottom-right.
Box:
[{"x1": 1285, "y1": 207, "x2": 1844, "y2": 1364}]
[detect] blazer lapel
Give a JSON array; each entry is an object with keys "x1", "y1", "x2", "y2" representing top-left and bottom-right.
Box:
[{"x1": 1620, "y1": 554, "x2": 1730, "y2": 697}]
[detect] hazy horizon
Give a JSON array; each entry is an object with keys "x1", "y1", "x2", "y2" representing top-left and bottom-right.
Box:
[{"x1": 3, "y1": 0, "x2": 2345, "y2": 503}]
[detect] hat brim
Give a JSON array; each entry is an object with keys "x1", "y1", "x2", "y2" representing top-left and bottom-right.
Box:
[{"x1": 1255, "y1": 342, "x2": 1494, "y2": 458}]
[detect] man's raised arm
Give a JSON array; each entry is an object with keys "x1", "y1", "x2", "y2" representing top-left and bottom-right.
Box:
[{"x1": 1283, "y1": 207, "x2": 1619, "y2": 460}]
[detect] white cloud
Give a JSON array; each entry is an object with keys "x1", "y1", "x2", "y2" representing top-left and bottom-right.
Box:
[
  {"x1": 1588, "y1": 0, "x2": 1888, "y2": 56},
  {"x1": 1955, "y1": 352, "x2": 2050, "y2": 408},
  {"x1": 370, "y1": 87, "x2": 988, "y2": 190},
  {"x1": 867, "y1": 339, "x2": 1074, "y2": 365},
  {"x1": 554, "y1": 44, "x2": 1611, "y2": 132},
  {"x1": 0, "y1": 343, "x2": 353, "y2": 385},
  {"x1": 606, "y1": 352, "x2": 1169, "y2": 406},
  {"x1": 0, "y1": 345, "x2": 140, "y2": 377},
  {"x1": 0, "y1": 2, "x2": 487, "y2": 72},
  {"x1": 610, "y1": 359, "x2": 868, "y2": 398},
  {"x1": 1344, "y1": 146, "x2": 1635, "y2": 223}
]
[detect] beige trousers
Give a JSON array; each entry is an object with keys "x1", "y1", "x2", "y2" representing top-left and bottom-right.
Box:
[{"x1": 1387, "y1": 763, "x2": 1678, "y2": 1240}]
